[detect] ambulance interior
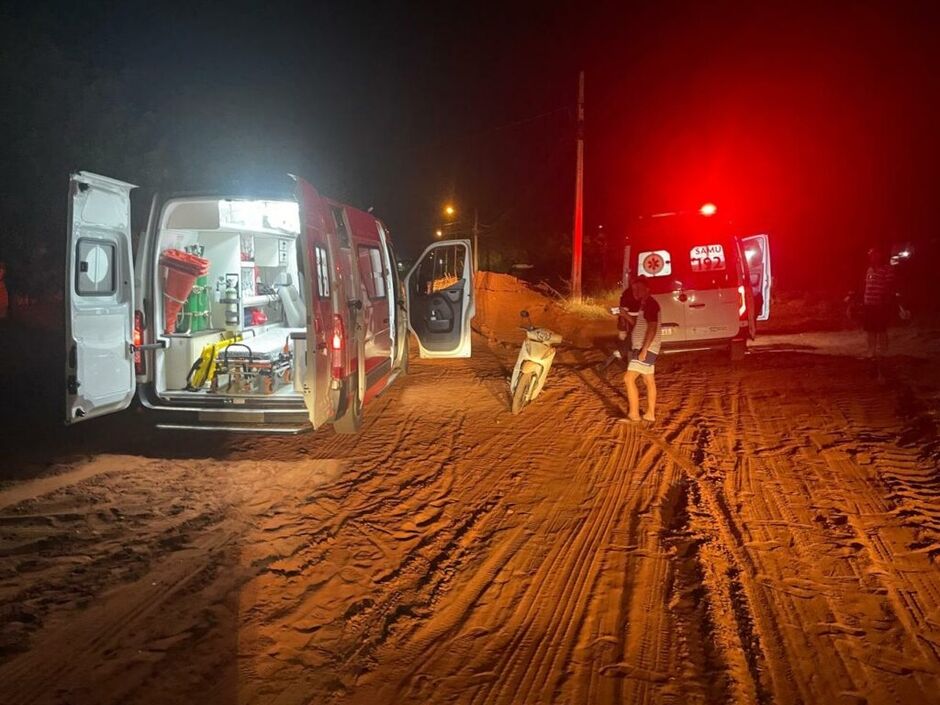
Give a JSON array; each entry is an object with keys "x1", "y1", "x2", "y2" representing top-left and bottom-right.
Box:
[{"x1": 153, "y1": 198, "x2": 307, "y2": 399}]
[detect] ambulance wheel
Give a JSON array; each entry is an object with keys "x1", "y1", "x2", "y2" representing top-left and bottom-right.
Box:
[
  {"x1": 334, "y1": 375, "x2": 362, "y2": 434},
  {"x1": 729, "y1": 339, "x2": 747, "y2": 362}
]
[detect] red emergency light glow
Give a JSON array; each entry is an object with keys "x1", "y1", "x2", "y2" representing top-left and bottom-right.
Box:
[{"x1": 699, "y1": 202, "x2": 717, "y2": 217}]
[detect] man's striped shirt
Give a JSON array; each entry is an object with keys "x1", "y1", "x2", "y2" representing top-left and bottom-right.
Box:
[{"x1": 864, "y1": 265, "x2": 895, "y2": 306}]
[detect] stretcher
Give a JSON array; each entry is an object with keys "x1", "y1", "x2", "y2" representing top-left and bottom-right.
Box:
[{"x1": 210, "y1": 328, "x2": 303, "y2": 395}]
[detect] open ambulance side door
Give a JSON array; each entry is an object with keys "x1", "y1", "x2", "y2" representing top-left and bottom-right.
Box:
[
  {"x1": 65, "y1": 172, "x2": 138, "y2": 424},
  {"x1": 295, "y1": 177, "x2": 338, "y2": 429},
  {"x1": 742, "y1": 234, "x2": 771, "y2": 321},
  {"x1": 405, "y1": 240, "x2": 474, "y2": 358}
]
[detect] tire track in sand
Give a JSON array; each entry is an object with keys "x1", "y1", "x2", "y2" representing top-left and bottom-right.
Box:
[
  {"x1": 237, "y1": 347, "x2": 572, "y2": 704},
  {"x1": 658, "y1": 363, "x2": 940, "y2": 705}
]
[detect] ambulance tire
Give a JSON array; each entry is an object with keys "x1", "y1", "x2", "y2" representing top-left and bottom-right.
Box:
[{"x1": 333, "y1": 374, "x2": 362, "y2": 434}]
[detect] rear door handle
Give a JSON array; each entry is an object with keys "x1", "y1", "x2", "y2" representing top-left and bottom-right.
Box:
[
  {"x1": 130, "y1": 340, "x2": 168, "y2": 352},
  {"x1": 689, "y1": 303, "x2": 706, "y2": 308}
]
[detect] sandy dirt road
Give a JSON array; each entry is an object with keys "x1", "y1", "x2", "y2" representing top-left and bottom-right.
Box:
[{"x1": 1, "y1": 333, "x2": 939, "y2": 705}]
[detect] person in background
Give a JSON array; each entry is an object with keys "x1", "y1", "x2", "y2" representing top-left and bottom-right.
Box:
[
  {"x1": 862, "y1": 247, "x2": 897, "y2": 359},
  {"x1": 619, "y1": 275, "x2": 661, "y2": 422}
]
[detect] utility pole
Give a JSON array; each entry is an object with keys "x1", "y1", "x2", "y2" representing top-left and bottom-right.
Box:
[
  {"x1": 571, "y1": 70, "x2": 585, "y2": 303},
  {"x1": 472, "y1": 208, "x2": 480, "y2": 272}
]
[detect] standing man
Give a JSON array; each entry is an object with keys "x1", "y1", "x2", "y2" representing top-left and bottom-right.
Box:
[
  {"x1": 620, "y1": 275, "x2": 661, "y2": 422},
  {"x1": 862, "y1": 247, "x2": 896, "y2": 359}
]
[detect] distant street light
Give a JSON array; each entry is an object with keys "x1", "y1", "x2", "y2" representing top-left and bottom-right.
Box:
[
  {"x1": 444, "y1": 204, "x2": 456, "y2": 218},
  {"x1": 435, "y1": 229, "x2": 443, "y2": 238}
]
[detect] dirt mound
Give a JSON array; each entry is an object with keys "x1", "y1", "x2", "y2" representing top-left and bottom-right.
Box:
[{"x1": 473, "y1": 272, "x2": 612, "y2": 348}]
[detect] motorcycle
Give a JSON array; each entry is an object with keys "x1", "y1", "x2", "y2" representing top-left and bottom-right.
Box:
[{"x1": 510, "y1": 310, "x2": 562, "y2": 414}]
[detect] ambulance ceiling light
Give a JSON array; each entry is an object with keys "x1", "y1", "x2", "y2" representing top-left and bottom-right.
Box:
[{"x1": 219, "y1": 200, "x2": 300, "y2": 233}]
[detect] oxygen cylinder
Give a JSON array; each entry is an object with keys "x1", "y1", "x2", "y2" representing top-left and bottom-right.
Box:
[
  {"x1": 183, "y1": 245, "x2": 209, "y2": 333},
  {"x1": 190, "y1": 275, "x2": 209, "y2": 332},
  {"x1": 220, "y1": 274, "x2": 240, "y2": 332}
]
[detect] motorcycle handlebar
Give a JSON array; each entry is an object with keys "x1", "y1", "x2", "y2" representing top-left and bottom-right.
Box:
[{"x1": 523, "y1": 328, "x2": 562, "y2": 345}]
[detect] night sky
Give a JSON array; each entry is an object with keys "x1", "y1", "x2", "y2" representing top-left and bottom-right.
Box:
[{"x1": 1, "y1": 1, "x2": 938, "y2": 291}]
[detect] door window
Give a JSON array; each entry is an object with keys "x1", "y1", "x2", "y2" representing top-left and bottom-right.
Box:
[
  {"x1": 314, "y1": 244, "x2": 330, "y2": 298},
  {"x1": 358, "y1": 245, "x2": 387, "y2": 300},
  {"x1": 368, "y1": 247, "x2": 386, "y2": 298},
  {"x1": 411, "y1": 243, "x2": 466, "y2": 295},
  {"x1": 331, "y1": 206, "x2": 350, "y2": 248},
  {"x1": 75, "y1": 239, "x2": 116, "y2": 296},
  {"x1": 744, "y1": 240, "x2": 765, "y2": 287},
  {"x1": 384, "y1": 240, "x2": 401, "y2": 295}
]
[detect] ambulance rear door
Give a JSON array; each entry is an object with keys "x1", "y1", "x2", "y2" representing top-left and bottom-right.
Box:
[
  {"x1": 741, "y1": 234, "x2": 772, "y2": 321},
  {"x1": 65, "y1": 171, "x2": 138, "y2": 424},
  {"x1": 295, "y1": 177, "x2": 339, "y2": 429}
]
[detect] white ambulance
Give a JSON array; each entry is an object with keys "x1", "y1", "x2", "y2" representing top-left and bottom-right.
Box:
[
  {"x1": 65, "y1": 171, "x2": 474, "y2": 433},
  {"x1": 623, "y1": 206, "x2": 771, "y2": 359}
]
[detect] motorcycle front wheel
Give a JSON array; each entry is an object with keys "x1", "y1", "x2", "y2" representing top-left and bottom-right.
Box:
[{"x1": 511, "y1": 371, "x2": 534, "y2": 415}]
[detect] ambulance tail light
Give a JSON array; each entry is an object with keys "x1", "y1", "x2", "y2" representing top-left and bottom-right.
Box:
[
  {"x1": 737, "y1": 286, "x2": 748, "y2": 319},
  {"x1": 331, "y1": 314, "x2": 346, "y2": 380},
  {"x1": 134, "y1": 310, "x2": 146, "y2": 375}
]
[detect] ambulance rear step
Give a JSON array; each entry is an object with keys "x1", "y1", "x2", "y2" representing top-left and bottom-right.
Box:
[{"x1": 156, "y1": 422, "x2": 309, "y2": 434}]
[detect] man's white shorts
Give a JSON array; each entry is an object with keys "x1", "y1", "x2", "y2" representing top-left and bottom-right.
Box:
[{"x1": 627, "y1": 350, "x2": 657, "y2": 375}]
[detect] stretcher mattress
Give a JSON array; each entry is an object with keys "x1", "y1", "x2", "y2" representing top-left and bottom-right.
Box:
[{"x1": 221, "y1": 328, "x2": 303, "y2": 361}]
